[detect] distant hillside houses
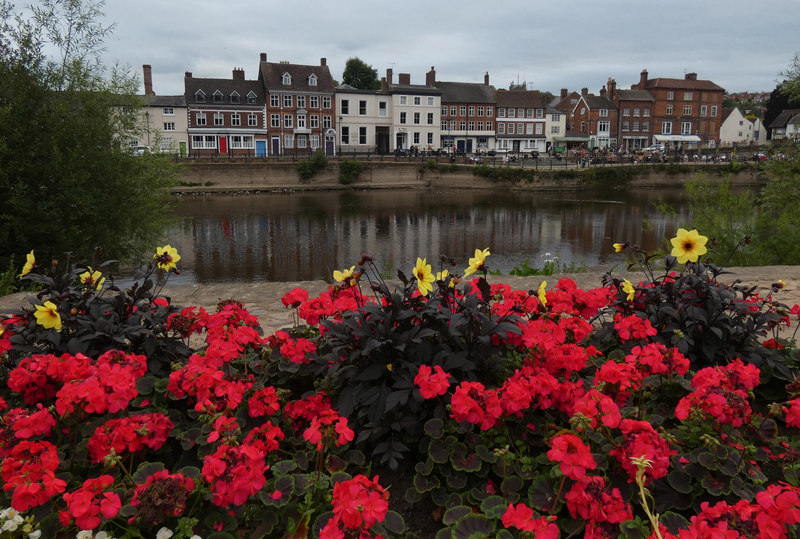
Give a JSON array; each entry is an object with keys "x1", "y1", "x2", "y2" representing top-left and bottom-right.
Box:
[{"x1": 135, "y1": 55, "x2": 773, "y2": 157}]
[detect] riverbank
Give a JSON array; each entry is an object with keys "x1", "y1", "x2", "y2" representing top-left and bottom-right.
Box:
[
  {"x1": 175, "y1": 160, "x2": 763, "y2": 194},
  {"x1": 2, "y1": 265, "x2": 798, "y2": 337}
]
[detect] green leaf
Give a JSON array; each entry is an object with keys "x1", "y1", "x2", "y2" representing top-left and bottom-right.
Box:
[
  {"x1": 451, "y1": 514, "x2": 494, "y2": 539},
  {"x1": 135, "y1": 375, "x2": 157, "y2": 395},
  {"x1": 697, "y1": 452, "x2": 717, "y2": 470},
  {"x1": 271, "y1": 459, "x2": 298, "y2": 476},
  {"x1": 414, "y1": 473, "x2": 441, "y2": 494},
  {"x1": 176, "y1": 466, "x2": 201, "y2": 480},
  {"x1": 660, "y1": 511, "x2": 690, "y2": 534},
  {"x1": 480, "y1": 495, "x2": 507, "y2": 519},
  {"x1": 132, "y1": 461, "x2": 165, "y2": 484},
  {"x1": 443, "y1": 505, "x2": 473, "y2": 526},
  {"x1": 381, "y1": 510, "x2": 406, "y2": 535},
  {"x1": 203, "y1": 510, "x2": 238, "y2": 532},
  {"x1": 429, "y1": 438, "x2": 450, "y2": 464},
  {"x1": 425, "y1": 418, "x2": 444, "y2": 438},
  {"x1": 667, "y1": 470, "x2": 693, "y2": 494}
]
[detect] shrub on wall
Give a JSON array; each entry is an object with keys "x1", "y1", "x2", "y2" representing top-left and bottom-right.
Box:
[
  {"x1": 297, "y1": 150, "x2": 329, "y2": 181},
  {"x1": 338, "y1": 159, "x2": 363, "y2": 185}
]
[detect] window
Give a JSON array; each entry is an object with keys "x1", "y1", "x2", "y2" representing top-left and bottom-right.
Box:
[
  {"x1": 163, "y1": 122, "x2": 175, "y2": 131},
  {"x1": 413, "y1": 132, "x2": 420, "y2": 144},
  {"x1": 323, "y1": 96, "x2": 331, "y2": 109},
  {"x1": 310, "y1": 115, "x2": 319, "y2": 128},
  {"x1": 270, "y1": 95, "x2": 280, "y2": 107},
  {"x1": 550, "y1": 125, "x2": 560, "y2": 134},
  {"x1": 526, "y1": 108, "x2": 534, "y2": 118},
  {"x1": 580, "y1": 121, "x2": 585, "y2": 132},
  {"x1": 485, "y1": 121, "x2": 492, "y2": 130},
  {"x1": 283, "y1": 95, "x2": 293, "y2": 107},
  {"x1": 309, "y1": 74, "x2": 317, "y2": 86},
  {"x1": 441, "y1": 121, "x2": 447, "y2": 130},
  {"x1": 248, "y1": 113, "x2": 258, "y2": 127},
  {"x1": 282, "y1": 73, "x2": 292, "y2": 85},
  {"x1": 427, "y1": 113, "x2": 434, "y2": 125},
  {"x1": 551, "y1": 113, "x2": 561, "y2": 122},
  {"x1": 163, "y1": 107, "x2": 174, "y2": 116},
  {"x1": 340, "y1": 100, "x2": 349, "y2": 114},
  {"x1": 478, "y1": 121, "x2": 484, "y2": 130},
  {"x1": 284, "y1": 134, "x2": 294, "y2": 148},
  {"x1": 230, "y1": 92, "x2": 240, "y2": 104},
  {"x1": 213, "y1": 91, "x2": 223, "y2": 103},
  {"x1": 535, "y1": 123, "x2": 543, "y2": 135},
  {"x1": 323, "y1": 116, "x2": 331, "y2": 128},
  {"x1": 667, "y1": 91, "x2": 674, "y2": 100},
  {"x1": 413, "y1": 112, "x2": 420, "y2": 124},
  {"x1": 414, "y1": 96, "x2": 421, "y2": 105},
  {"x1": 599, "y1": 109, "x2": 608, "y2": 117},
  {"x1": 468, "y1": 106, "x2": 475, "y2": 116},
  {"x1": 297, "y1": 115, "x2": 306, "y2": 128},
  {"x1": 598, "y1": 121, "x2": 610, "y2": 132},
  {"x1": 623, "y1": 108, "x2": 630, "y2": 116},
  {"x1": 681, "y1": 121, "x2": 692, "y2": 134},
  {"x1": 469, "y1": 121, "x2": 475, "y2": 130},
  {"x1": 459, "y1": 121, "x2": 466, "y2": 130},
  {"x1": 507, "y1": 123, "x2": 515, "y2": 134},
  {"x1": 632, "y1": 121, "x2": 639, "y2": 132},
  {"x1": 622, "y1": 120, "x2": 629, "y2": 131},
  {"x1": 683, "y1": 105, "x2": 692, "y2": 115},
  {"x1": 400, "y1": 112, "x2": 406, "y2": 124},
  {"x1": 230, "y1": 135, "x2": 254, "y2": 149},
  {"x1": 498, "y1": 108, "x2": 506, "y2": 118},
  {"x1": 310, "y1": 96, "x2": 319, "y2": 108},
  {"x1": 683, "y1": 92, "x2": 693, "y2": 100},
  {"x1": 486, "y1": 106, "x2": 493, "y2": 117},
  {"x1": 449, "y1": 120, "x2": 456, "y2": 130},
  {"x1": 700, "y1": 105, "x2": 708, "y2": 117},
  {"x1": 508, "y1": 108, "x2": 515, "y2": 118},
  {"x1": 450, "y1": 106, "x2": 457, "y2": 115},
  {"x1": 359, "y1": 100, "x2": 367, "y2": 115},
  {"x1": 297, "y1": 96, "x2": 306, "y2": 108},
  {"x1": 498, "y1": 123, "x2": 505, "y2": 134},
  {"x1": 518, "y1": 108, "x2": 524, "y2": 117},
  {"x1": 231, "y1": 113, "x2": 241, "y2": 126},
  {"x1": 191, "y1": 135, "x2": 216, "y2": 149},
  {"x1": 283, "y1": 114, "x2": 293, "y2": 128},
  {"x1": 214, "y1": 112, "x2": 224, "y2": 126},
  {"x1": 247, "y1": 92, "x2": 257, "y2": 104},
  {"x1": 642, "y1": 120, "x2": 649, "y2": 132},
  {"x1": 400, "y1": 96, "x2": 407, "y2": 105},
  {"x1": 710, "y1": 106, "x2": 718, "y2": 117},
  {"x1": 297, "y1": 135, "x2": 307, "y2": 148},
  {"x1": 662, "y1": 121, "x2": 672, "y2": 134},
  {"x1": 518, "y1": 122, "x2": 524, "y2": 133},
  {"x1": 359, "y1": 126, "x2": 367, "y2": 144},
  {"x1": 195, "y1": 91, "x2": 205, "y2": 103},
  {"x1": 643, "y1": 108, "x2": 650, "y2": 117},
  {"x1": 580, "y1": 107, "x2": 586, "y2": 115},
  {"x1": 632, "y1": 108, "x2": 639, "y2": 117},
  {"x1": 441, "y1": 105, "x2": 448, "y2": 116},
  {"x1": 159, "y1": 137, "x2": 172, "y2": 153},
  {"x1": 195, "y1": 112, "x2": 206, "y2": 126},
  {"x1": 428, "y1": 97, "x2": 435, "y2": 106},
  {"x1": 460, "y1": 106, "x2": 467, "y2": 116},
  {"x1": 478, "y1": 106, "x2": 484, "y2": 117},
  {"x1": 666, "y1": 105, "x2": 673, "y2": 115},
  {"x1": 427, "y1": 132, "x2": 434, "y2": 144},
  {"x1": 310, "y1": 135, "x2": 319, "y2": 147},
  {"x1": 536, "y1": 109, "x2": 544, "y2": 119},
  {"x1": 270, "y1": 114, "x2": 280, "y2": 128}
]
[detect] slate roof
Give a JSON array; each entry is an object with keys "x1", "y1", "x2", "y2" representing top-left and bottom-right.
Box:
[
  {"x1": 259, "y1": 60, "x2": 335, "y2": 93},
  {"x1": 767, "y1": 109, "x2": 800, "y2": 129},
  {"x1": 494, "y1": 89, "x2": 549, "y2": 107},
  {"x1": 615, "y1": 89, "x2": 654, "y2": 102},
  {"x1": 643, "y1": 77, "x2": 724, "y2": 92},
  {"x1": 581, "y1": 94, "x2": 618, "y2": 110},
  {"x1": 436, "y1": 81, "x2": 496, "y2": 103},
  {"x1": 720, "y1": 107, "x2": 736, "y2": 124},
  {"x1": 140, "y1": 95, "x2": 186, "y2": 107},
  {"x1": 388, "y1": 83, "x2": 442, "y2": 96},
  {"x1": 184, "y1": 77, "x2": 264, "y2": 105}
]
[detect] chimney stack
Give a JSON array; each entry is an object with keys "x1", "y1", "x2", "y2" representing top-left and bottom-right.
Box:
[
  {"x1": 426, "y1": 66, "x2": 436, "y2": 86},
  {"x1": 399, "y1": 73, "x2": 411, "y2": 85},
  {"x1": 143, "y1": 64, "x2": 154, "y2": 96},
  {"x1": 685, "y1": 72, "x2": 697, "y2": 81},
  {"x1": 260, "y1": 52, "x2": 267, "y2": 62},
  {"x1": 484, "y1": 72, "x2": 490, "y2": 85},
  {"x1": 380, "y1": 77, "x2": 388, "y2": 92},
  {"x1": 321, "y1": 57, "x2": 327, "y2": 67},
  {"x1": 581, "y1": 87, "x2": 588, "y2": 96},
  {"x1": 607, "y1": 77, "x2": 616, "y2": 100},
  {"x1": 639, "y1": 69, "x2": 648, "y2": 89},
  {"x1": 561, "y1": 88, "x2": 568, "y2": 98},
  {"x1": 185, "y1": 71, "x2": 192, "y2": 79},
  {"x1": 232, "y1": 68, "x2": 245, "y2": 80},
  {"x1": 386, "y1": 68, "x2": 393, "y2": 85}
]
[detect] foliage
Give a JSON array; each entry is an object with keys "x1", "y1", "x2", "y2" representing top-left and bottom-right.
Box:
[
  {"x1": 507, "y1": 254, "x2": 587, "y2": 276},
  {"x1": 341, "y1": 57, "x2": 381, "y2": 90},
  {"x1": 4, "y1": 238, "x2": 800, "y2": 538},
  {"x1": 297, "y1": 149, "x2": 329, "y2": 181},
  {"x1": 338, "y1": 159, "x2": 363, "y2": 185},
  {"x1": 0, "y1": 0, "x2": 180, "y2": 272},
  {"x1": 778, "y1": 51, "x2": 800, "y2": 104}
]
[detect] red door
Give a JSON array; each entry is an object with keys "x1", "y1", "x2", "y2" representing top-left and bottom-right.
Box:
[{"x1": 219, "y1": 136, "x2": 228, "y2": 154}]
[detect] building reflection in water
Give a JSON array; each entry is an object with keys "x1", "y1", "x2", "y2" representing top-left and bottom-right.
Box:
[{"x1": 167, "y1": 188, "x2": 693, "y2": 283}]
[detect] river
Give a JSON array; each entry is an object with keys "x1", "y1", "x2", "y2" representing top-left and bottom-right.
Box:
[{"x1": 164, "y1": 187, "x2": 694, "y2": 283}]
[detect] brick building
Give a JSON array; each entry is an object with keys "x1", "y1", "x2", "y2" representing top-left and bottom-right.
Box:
[
  {"x1": 494, "y1": 87, "x2": 551, "y2": 154},
  {"x1": 433, "y1": 68, "x2": 496, "y2": 154}
]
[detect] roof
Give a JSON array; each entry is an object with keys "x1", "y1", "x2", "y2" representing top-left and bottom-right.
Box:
[
  {"x1": 767, "y1": 109, "x2": 800, "y2": 129},
  {"x1": 578, "y1": 94, "x2": 617, "y2": 110},
  {"x1": 388, "y1": 83, "x2": 442, "y2": 96},
  {"x1": 334, "y1": 84, "x2": 389, "y2": 96},
  {"x1": 436, "y1": 81, "x2": 495, "y2": 103},
  {"x1": 259, "y1": 60, "x2": 335, "y2": 93},
  {"x1": 615, "y1": 89, "x2": 654, "y2": 102},
  {"x1": 720, "y1": 107, "x2": 736, "y2": 123},
  {"x1": 184, "y1": 77, "x2": 264, "y2": 104},
  {"x1": 494, "y1": 89, "x2": 549, "y2": 108},
  {"x1": 644, "y1": 78, "x2": 724, "y2": 92},
  {"x1": 140, "y1": 95, "x2": 186, "y2": 107}
]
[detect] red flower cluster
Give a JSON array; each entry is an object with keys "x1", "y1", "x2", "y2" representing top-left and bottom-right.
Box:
[
  {"x1": 168, "y1": 352, "x2": 254, "y2": 413},
  {"x1": 130, "y1": 469, "x2": 195, "y2": 526},
  {"x1": 201, "y1": 442, "x2": 268, "y2": 507},
  {"x1": 1, "y1": 439, "x2": 66, "y2": 510},
  {"x1": 450, "y1": 381, "x2": 503, "y2": 430},
  {"x1": 414, "y1": 364, "x2": 452, "y2": 399},
  {"x1": 608, "y1": 418, "x2": 675, "y2": 484},
  {"x1": 547, "y1": 433, "x2": 597, "y2": 480},
  {"x1": 272, "y1": 330, "x2": 317, "y2": 364},
  {"x1": 675, "y1": 359, "x2": 760, "y2": 427},
  {"x1": 4, "y1": 404, "x2": 56, "y2": 441},
  {"x1": 166, "y1": 305, "x2": 209, "y2": 339},
  {"x1": 501, "y1": 502, "x2": 559, "y2": 536},
  {"x1": 320, "y1": 474, "x2": 389, "y2": 538},
  {"x1": 8, "y1": 352, "x2": 93, "y2": 404},
  {"x1": 564, "y1": 475, "x2": 632, "y2": 526},
  {"x1": 281, "y1": 287, "x2": 309, "y2": 308},
  {"x1": 87, "y1": 412, "x2": 174, "y2": 463},
  {"x1": 248, "y1": 385, "x2": 281, "y2": 417},
  {"x1": 303, "y1": 407, "x2": 354, "y2": 451},
  {"x1": 614, "y1": 313, "x2": 658, "y2": 342},
  {"x1": 59, "y1": 474, "x2": 121, "y2": 530}
]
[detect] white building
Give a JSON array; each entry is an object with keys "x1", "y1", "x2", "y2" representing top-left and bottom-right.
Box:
[
  {"x1": 384, "y1": 69, "x2": 442, "y2": 152},
  {"x1": 335, "y1": 84, "x2": 392, "y2": 155}
]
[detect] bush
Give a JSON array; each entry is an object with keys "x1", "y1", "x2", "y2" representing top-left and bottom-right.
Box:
[
  {"x1": 338, "y1": 159, "x2": 363, "y2": 185},
  {"x1": 297, "y1": 150, "x2": 329, "y2": 181}
]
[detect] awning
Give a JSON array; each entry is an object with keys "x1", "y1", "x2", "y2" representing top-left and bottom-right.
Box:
[
  {"x1": 653, "y1": 134, "x2": 701, "y2": 143},
  {"x1": 554, "y1": 136, "x2": 590, "y2": 142}
]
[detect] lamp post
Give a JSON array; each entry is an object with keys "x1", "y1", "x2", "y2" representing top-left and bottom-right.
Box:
[{"x1": 338, "y1": 115, "x2": 342, "y2": 158}]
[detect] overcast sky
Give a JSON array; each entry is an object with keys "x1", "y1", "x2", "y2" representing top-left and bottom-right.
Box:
[{"x1": 85, "y1": 0, "x2": 799, "y2": 97}]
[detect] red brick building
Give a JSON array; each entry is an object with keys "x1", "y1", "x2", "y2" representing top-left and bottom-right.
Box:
[{"x1": 606, "y1": 78, "x2": 656, "y2": 151}]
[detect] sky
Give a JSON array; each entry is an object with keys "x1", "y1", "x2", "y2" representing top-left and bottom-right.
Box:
[{"x1": 47, "y1": 0, "x2": 800, "y2": 97}]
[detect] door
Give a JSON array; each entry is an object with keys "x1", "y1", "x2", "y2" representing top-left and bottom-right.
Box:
[
  {"x1": 219, "y1": 136, "x2": 228, "y2": 154},
  {"x1": 179, "y1": 141, "x2": 187, "y2": 157},
  {"x1": 255, "y1": 140, "x2": 267, "y2": 157},
  {"x1": 271, "y1": 137, "x2": 280, "y2": 156},
  {"x1": 325, "y1": 139, "x2": 335, "y2": 156}
]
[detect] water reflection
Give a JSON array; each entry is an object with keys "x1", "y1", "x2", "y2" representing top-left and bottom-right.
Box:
[{"x1": 167, "y1": 188, "x2": 693, "y2": 283}]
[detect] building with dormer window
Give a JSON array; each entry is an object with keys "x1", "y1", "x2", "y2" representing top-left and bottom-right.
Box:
[
  {"x1": 184, "y1": 67, "x2": 266, "y2": 156},
  {"x1": 432, "y1": 68, "x2": 496, "y2": 154},
  {"x1": 258, "y1": 52, "x2": 336, "y2": 156},
  {"x1": 494, "y1": 86, "x2": 551, "y2": 154}
]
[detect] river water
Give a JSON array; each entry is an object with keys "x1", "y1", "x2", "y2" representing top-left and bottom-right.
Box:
[{"x1": 165, "y1": 187, "x2": 694, "y2": 283}]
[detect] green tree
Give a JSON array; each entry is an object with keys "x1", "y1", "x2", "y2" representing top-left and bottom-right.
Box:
[
  {"x1": 0, "y1": 0, "x2": 179, "y2": 274},
  {"x1": 342, "y1": 57, "x2": 380, "y2": 90}
]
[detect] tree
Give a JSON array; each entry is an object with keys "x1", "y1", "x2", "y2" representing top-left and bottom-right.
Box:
[
  {"x1": 342, "y1": 57, "x2": 380, "y2": 90},
  {"x1": 779, "y1": 52, "x2": 800, "y2": 103},
  {"x1": 0, "y1": 0, "x2": 179, "y2": 274}
]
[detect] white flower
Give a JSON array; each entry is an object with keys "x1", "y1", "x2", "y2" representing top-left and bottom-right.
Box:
[
  {"x1": 190, "y1": 536, "x2": 202, "y2": 539},
  {"x1": 28, "y1": 531, "x2": 42, "y2": 539},
  {"x1": 1, "y1": 514, "x2": 23, "y2": 532},
  {"x1": 0, "y1": 507, "x2": 20, "y2": 519},
  {"x1": 156, "y1": 528, "x2": 174, "y2": 539},
  {"x1": 95, "y1": 532, "x2": 115, "y2": 539},
  {"x1": 76, "y1": 531, "x2": 94, "y2": 539}
]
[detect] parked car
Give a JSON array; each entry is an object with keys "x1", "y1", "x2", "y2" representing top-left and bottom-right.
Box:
[
  {"x1": 130, "y1": 146, "x2": 151, "y2": 156},
  {"x1": 643, "y1": 144, "x2": 665, "y2": 152}
]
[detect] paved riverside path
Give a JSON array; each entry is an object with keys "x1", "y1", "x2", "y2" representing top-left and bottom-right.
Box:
[{"x1": 2, "y1": 266, "x2": 800, "y2": 337}]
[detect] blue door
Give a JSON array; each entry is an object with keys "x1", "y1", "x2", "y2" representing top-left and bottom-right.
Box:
[{"x1": 255, "y1": 140, "x2": 267, "y2": 157}]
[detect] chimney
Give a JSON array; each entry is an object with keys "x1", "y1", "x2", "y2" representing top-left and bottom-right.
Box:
[
  {"x1": 685, "y1": 72, "x2": 697, "y2": 81},
  {"x1": 321, "y1": 57, "x2": 327, "y2": 67},
  {"x1": 561, "y1": 88, "x2": 568, "y2": 98},
  {"x1": 426, "y1": 66, "x2": 436, "y2": 86},
  {"x1": 399, "y1": 73, "x2": 411, "y2": 85},
  {"x1": 599, "y1": 85, "x2": 607, "y2": 96},
  {"x1": 185, "y1": 71, "x2": 192, "y2": 78},
  {"x1": 607, "y1": 77, "x2": 616, "y2": 100},
  {"x1": 639, "y1": 69, "x2": 648, "y2": 89},
  {"x1": 386, "y1": 68, "x2": 393, "y2": 84},
  {"x1": 142, "y1": 64, "x2": 154, "y2": 96},
  {"x1": 581, "y1": 87, "x2": 588, "y2": 96},
  {"x1": 380, "y1": 77, "x2": 388, "y2": 92},
  {"x1": 232, "y1": 68, "x2": 245, "y2": 80},
  {"x1": 260, "y1": 52, "x2": 267, "y2": 62},
  {"x1": 484, "y1": 72, "x2": 490, "y2": 85}
]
